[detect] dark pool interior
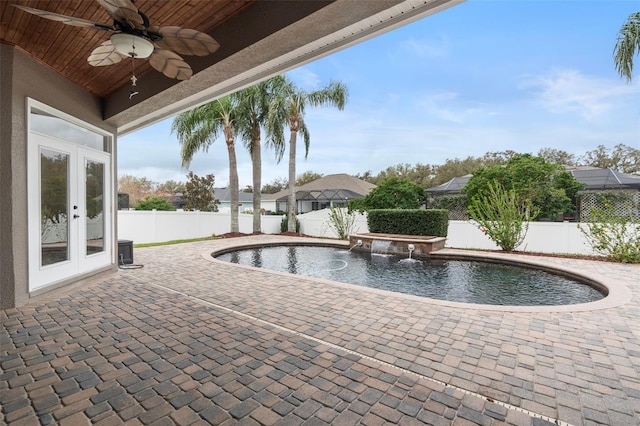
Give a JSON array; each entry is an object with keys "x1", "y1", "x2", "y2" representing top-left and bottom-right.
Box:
[{"x1": 215, "y1": 246, "x2": 605, "y2": 306}]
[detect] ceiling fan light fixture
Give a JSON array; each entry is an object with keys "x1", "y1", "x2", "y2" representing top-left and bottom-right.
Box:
[{"x1": 110, "y1": 33, "x2": 154, "y2": 58}]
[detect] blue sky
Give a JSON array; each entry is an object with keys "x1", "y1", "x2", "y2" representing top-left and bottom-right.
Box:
[{"x1": 118, "y1": 0, "x2": 640, "y2": 188}]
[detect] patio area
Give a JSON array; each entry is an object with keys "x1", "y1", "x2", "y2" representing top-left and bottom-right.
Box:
[{"x1": 2, "y1": 235, "x2": 639, "y2": 425}]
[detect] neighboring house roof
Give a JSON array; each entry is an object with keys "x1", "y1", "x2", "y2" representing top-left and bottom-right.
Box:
[
  {"x1": 263, "y1": 174, "x2": 376, "y2": 202},
  {"x1": 425, "y1": 174, "x2": 472, "y2": 195},
  {"x1": 213, "y1": 188, "x2": 254, "y2": 203},
  {"x1": 566, "y1": 167, "x2": 640, "y2": 190},
  {"x1": 426, "y1": 168, "x2": 640, "y2": 195}
]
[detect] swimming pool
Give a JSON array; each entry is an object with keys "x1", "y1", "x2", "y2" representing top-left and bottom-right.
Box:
[{"x1": 215, "y1": 245, "x2": 605, "y2": 306}]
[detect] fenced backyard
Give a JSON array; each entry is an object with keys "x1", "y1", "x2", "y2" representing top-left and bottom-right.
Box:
[{"x1": 118, "y1": 209, "x2": 604, "y2": 256}]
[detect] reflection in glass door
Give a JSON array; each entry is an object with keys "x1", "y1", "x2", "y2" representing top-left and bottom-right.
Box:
[
  {"x1": 78, "y1": 148, "x2": 111, "y2": 274},
  {"x1": 40, "y1": 148, "x2": 70, "y2": 266},
  {"x1": 85, "y1": 159, "x2": 105, "y2": 256}
]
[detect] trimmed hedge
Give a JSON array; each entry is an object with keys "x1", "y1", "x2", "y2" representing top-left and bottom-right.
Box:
[{"x1": 367, "y1": 209, "x2": 448, "y2": 237}]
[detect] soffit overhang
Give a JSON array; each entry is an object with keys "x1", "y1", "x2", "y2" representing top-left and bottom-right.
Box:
[{"x1": 1, "y1": 0, "x2": 465, "y2": 134}]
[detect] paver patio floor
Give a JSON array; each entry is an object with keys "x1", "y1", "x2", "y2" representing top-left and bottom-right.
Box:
[{"x1": 2, "y1": 235, "x2": 639, "y2": 425}]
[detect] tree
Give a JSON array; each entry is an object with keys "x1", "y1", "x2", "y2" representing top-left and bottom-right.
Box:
[
  {"x1": 357, "y1": 155, "x2": 503, "y2": 188},
  {"x1": 480, "y1": 150, "x2": 519, "y2": 164},
  {"x1": 537, "y1": 148, "x2": 577, "y2": 166},
  {"x1": 261, "y1": 172, "x2": 323, "y2": 194},
  {"x1": 118, "y1": 175, "x2": 156, "y2": 206},
  {"x1": 367, "y1": 163, "x2": 434, "y2": 187},
  {"x1": 296, "y1": 171, "x2": 324, "y2": 186},
  {"x1": 172, "y1": 95, "x2": 240, "y2": 232},
  {"x1": 464, "y1": 154, "x2": 584, "y2": 220},
  {"x1": 41, "y1": 151, "x2": 68, "y2": 232},
  {"x1": 351, "y1": 145, "x2": 638, "y2": 198},
  {"x1": 579, "y1": 144, "x2": 640, "y2": 174},
  {"x1": 85, "y1": 161, "x2": 104, "y2": 220},
  {"x1": 134, "y1": 197, "x2": 175, "y2": 211},
  {"x1": 354, "y1": 170, "x2": 376, "y2": 184},
  {"x1": 349, "y1": 177, "x2": 426, "y2": 211},
  {"x1": 430, "y1": 156, "x2": 489, "y2": 187},
  {"x1": 268, "y1": 76, "x2": 348, "y2": 232},
  {"x1": 182, "y1": 172, "x2": 219, "y2": 212},
  {"x1": 614, "y1": 11, "x2": 640, "y2": 82},
  {"x1": 261, "y1": 177, "x2": 288, "y2": 194},
  {"x1": 235, "y1": 78, "x2": 284, "y2": 233},
  {"x1": 156, "y1": 180, "x2": 185, "y2": 197}
]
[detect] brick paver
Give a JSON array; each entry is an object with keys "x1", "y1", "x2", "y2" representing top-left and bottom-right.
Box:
[{"x1": 2, "y1": 235, "x2": 639, "y2": 425}]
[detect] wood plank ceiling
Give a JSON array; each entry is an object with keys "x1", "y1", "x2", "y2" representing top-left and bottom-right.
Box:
[{"x1": 0, "y1": 0, "x2": 255, "y2": 98}]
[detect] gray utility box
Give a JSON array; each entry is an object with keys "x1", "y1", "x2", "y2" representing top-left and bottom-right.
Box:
[{"x1": 118, "y1": 240, "x2": 133, "y2": 265}]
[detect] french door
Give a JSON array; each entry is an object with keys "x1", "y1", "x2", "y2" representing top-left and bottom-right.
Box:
[{"x1": 28, "y1": 133, "x2": 112, "y2": 291}]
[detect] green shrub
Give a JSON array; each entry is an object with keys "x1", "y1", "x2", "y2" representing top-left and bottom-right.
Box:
[
  {"x1": 367, "y1": 209, "x2": 448, "y2": 237},
  {"x1": 468, "y1": 180, "x2": 538, "y2": 252},
  {"x1": 579, "y1": 196, "x2": 640, "y2": 263},
  {"x1": 324, "y1": 207, "x2": 357, "y2": 239},
  {"x1": 134, "y1": 197, "x2": 176, "y2": 211},
  {"x1": 348, "y1": 177, "x2": 426, "y2": 211},
  {"x1": 280, "y1": 216, "x2": 300, "y2": 233}
]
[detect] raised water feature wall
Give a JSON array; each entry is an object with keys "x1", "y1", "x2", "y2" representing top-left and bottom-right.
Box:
[{"x1": 349, "y1": 233, "x2": 445, "y2": 258}]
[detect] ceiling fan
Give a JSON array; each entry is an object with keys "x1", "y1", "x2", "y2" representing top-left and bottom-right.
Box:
[{"x1": 13, "y1": 0, "x2": 220, "y2": 91}]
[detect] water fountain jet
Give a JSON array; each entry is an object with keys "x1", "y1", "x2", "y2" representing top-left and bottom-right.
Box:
[
  {"x1": 348, "y1": 239, "x2": 363, "y2": 252},
  {"x1": 348, "y1": 233, "x2": 446, "y2": 259}
]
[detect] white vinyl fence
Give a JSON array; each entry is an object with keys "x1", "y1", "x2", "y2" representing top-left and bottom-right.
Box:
[
  {"x1": 444, "y1": 220, "x2": 597, "y2": 255},
  {"x1": 118, "y1": 210, "x2": 284, "y2": 244},
  {"x1": 118, "y1": 208, "x2": 600, "y2": 255}
]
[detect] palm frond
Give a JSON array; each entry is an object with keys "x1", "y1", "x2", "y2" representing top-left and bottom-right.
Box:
[
  {"x1": 299, "y1": 122, "x2": 311, "y2": 159},
  {"x1": 614, "y1": 12, "x2": 640, "y2": 82},
  {"x1": 172, "y1": 99, "x2": 234, "y2": 167}
]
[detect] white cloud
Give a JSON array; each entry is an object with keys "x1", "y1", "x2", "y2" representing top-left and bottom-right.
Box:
[
  {"x1": 287, "y1": 68, "x2": 322, "y2": 89},
  {"x1": 400, "y1": 36, "x2": 449, "y2": 58},
  {"x1": 414, "y1": 90, "x2": 486, "y2": 123},
  {"x1": 519, "y1": 68, "x2": 638, "y2": 120}
]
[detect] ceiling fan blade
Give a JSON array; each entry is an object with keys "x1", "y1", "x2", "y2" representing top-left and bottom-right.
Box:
[
  {"x1": 87, "y1": 40, "x2": 126, "y2": 67},
  {"x1": 12, "y1": 4, "x2": 114, "y2": 31},
  {"x1": 148, "y1": 26, "x2": 219, "y2": 56},
  {"x1": 96, "y1": 0, "x2": 144, "y2": 30},
  {"x1": 149, "y1": 49, "x2": 193, "y2": 80}
]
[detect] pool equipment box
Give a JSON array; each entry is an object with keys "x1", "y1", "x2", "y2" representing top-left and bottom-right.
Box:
[{"x1": 118, "y1": 240, "x2": 134, "y2": 265}]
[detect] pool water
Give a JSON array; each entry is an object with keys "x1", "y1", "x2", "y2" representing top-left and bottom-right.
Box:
[{"x1": 215, "y1": 246, "x2": 605, "y2": 306}]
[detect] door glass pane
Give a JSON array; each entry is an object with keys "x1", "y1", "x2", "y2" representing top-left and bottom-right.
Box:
[
  {"x1": 31, "y1": 108, "x2": 110, "y2": 152},
  {"x1": 40, "y1": 148, "x2": 69, "y2": 266},
  {"x1": 85, "y1": 160, "x2": 105, "y2": 255}
]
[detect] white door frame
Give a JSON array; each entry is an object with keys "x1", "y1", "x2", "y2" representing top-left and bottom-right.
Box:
[{"x1": 27, "y1": 100, "x2": 114, "y2": 292}]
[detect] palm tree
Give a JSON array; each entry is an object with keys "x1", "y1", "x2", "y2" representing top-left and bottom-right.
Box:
[
  {"x1": 268, "y1": 76, "x2": 348, "y2": 232},
  {"x1": 235, "y1": 78, "x2": 285, "y2": 233},
  {"x1": 614, "y1": 11, "x2": 640, "y2": 82},
  {"x1": 172, "y1": 96, "x2": 240, "y2": 233}
]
